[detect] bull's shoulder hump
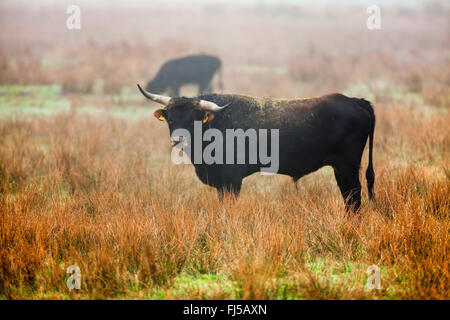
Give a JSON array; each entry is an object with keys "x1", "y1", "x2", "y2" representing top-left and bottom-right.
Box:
[
  {"x1": 198, "y1": 93, "x2": 354, "y2": 111},
  {"x1": 198, "y1": 93, "x2": 258, "y2": 104}
]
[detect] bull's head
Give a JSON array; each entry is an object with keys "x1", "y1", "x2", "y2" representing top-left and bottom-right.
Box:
[{"x1": 137, "y1": 84, "x2": 230, "y2": 147}]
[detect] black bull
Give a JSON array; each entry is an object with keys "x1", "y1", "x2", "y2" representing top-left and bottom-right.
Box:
[
  {"x1": 137, "y1": 84, "x2": 375, "y2": 212},
  {"x1": 146, "y1": 55, "x2": 222, "y2": 96}
]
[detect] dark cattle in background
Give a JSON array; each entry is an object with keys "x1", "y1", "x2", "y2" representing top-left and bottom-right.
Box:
[
  {"x1": 137, "y1": 84, "x2": 375, "y2": 213},
  {"x1": 146, "y1": 54, "x2": 223, "y2": 96}
]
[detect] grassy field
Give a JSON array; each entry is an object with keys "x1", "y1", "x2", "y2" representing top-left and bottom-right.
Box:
[{"x1": 0, "y1": 1, "x2": 449, "y2": 299}]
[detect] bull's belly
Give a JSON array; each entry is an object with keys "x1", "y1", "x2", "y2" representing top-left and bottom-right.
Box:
[
  {"x1": 192, "y1": 141, "x2": 332, "y2": 188},
  {"x1": 276, "y1": 147, "x2": 330, "y2": 179}
]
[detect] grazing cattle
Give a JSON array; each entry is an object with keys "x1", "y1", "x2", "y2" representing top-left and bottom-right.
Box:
[
  {"x1": 146, "y1": 54, "x2": 223, "y2": 96},
  {"x1": 137, "y1": 84, "x2": 375, "y2": 212}
]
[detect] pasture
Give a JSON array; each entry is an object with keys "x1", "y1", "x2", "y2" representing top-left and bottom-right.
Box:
[{"x1": 0, "y1": 1, "x2": 448, "y2": 299}]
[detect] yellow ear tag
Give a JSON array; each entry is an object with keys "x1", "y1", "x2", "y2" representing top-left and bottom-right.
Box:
[
  {"x1": 203, "y1": 115, "x2": 208, "y2": 123},
  {"x1": 158, "y1": 115, "x2": 166, "y2": 121}
]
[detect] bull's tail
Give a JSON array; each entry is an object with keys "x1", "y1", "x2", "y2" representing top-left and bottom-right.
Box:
[{"x1": 358, "y1": 99, "x2": 375, "y2": 200}]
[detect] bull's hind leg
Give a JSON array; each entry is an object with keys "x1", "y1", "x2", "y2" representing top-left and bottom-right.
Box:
[
  {"x1": 333, "y1": 163, "x2": 362, "y2": 213},
  {"x1": 217, "y1": 179, "x2": 242, "y2": 201},
  {"x1": 198, "y1": 82, "x2": 212, "y2": 95},
  {"x1": 168, "y1": 86, "x2": 180, "y2": 97}
]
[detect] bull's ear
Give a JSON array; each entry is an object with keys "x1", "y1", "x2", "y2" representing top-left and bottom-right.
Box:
[
  {"x1": 154, "y1": 109, "x2": 166, "y2": 121},
  {"x1": 202, "y1": 112, "x2": 215, "y2": 123}
]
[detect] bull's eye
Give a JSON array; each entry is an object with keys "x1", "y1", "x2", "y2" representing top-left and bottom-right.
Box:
[
  {"x1": 167, "y1": 119, "x2": 173, "y2": 125},
  {"x1": 203, "y1": 112, "x2": 214, "y2": 123}
]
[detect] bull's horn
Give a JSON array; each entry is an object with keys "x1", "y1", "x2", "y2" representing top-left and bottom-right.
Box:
[
  {"x1": 137, "y1": 84, "x2": 171, "y2": 106},
  {"x1": 198, "y1": 100, "x2": 231, "y2": 112}
]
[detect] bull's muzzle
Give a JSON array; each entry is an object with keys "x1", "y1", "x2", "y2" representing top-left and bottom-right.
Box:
[{"x1": 170, "y1": 136, "x2": 186, "y2": 147}]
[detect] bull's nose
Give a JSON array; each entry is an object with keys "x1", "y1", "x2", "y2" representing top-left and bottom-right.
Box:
[
  {"x1": 171, "y1": 136, "x2": 184, "y2": 142},
  {"x1": 170, "y1": 136, "x2": 184, "y2": 147}
]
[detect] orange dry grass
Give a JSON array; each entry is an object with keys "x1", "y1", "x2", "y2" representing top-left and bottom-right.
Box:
[{"x1": 0, "y1": 105, "x2": 448, "y2": 299}]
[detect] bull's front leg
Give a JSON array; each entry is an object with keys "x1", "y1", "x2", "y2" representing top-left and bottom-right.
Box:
[{"x1": 216, "y1": 179, "x2": 242, "y2": 201}]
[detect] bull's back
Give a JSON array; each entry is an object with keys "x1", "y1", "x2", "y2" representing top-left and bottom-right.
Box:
[
  {"x1": 158, "y1": 55, "x2": 221, "y2": 82},
  {"x1": 200, "y1": 93, "x2": 372, "y2": 178}
]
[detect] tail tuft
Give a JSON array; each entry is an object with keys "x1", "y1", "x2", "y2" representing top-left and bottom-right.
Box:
[{"x1": 358, "y1": 99, "x2": 376, "y2": 200}]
